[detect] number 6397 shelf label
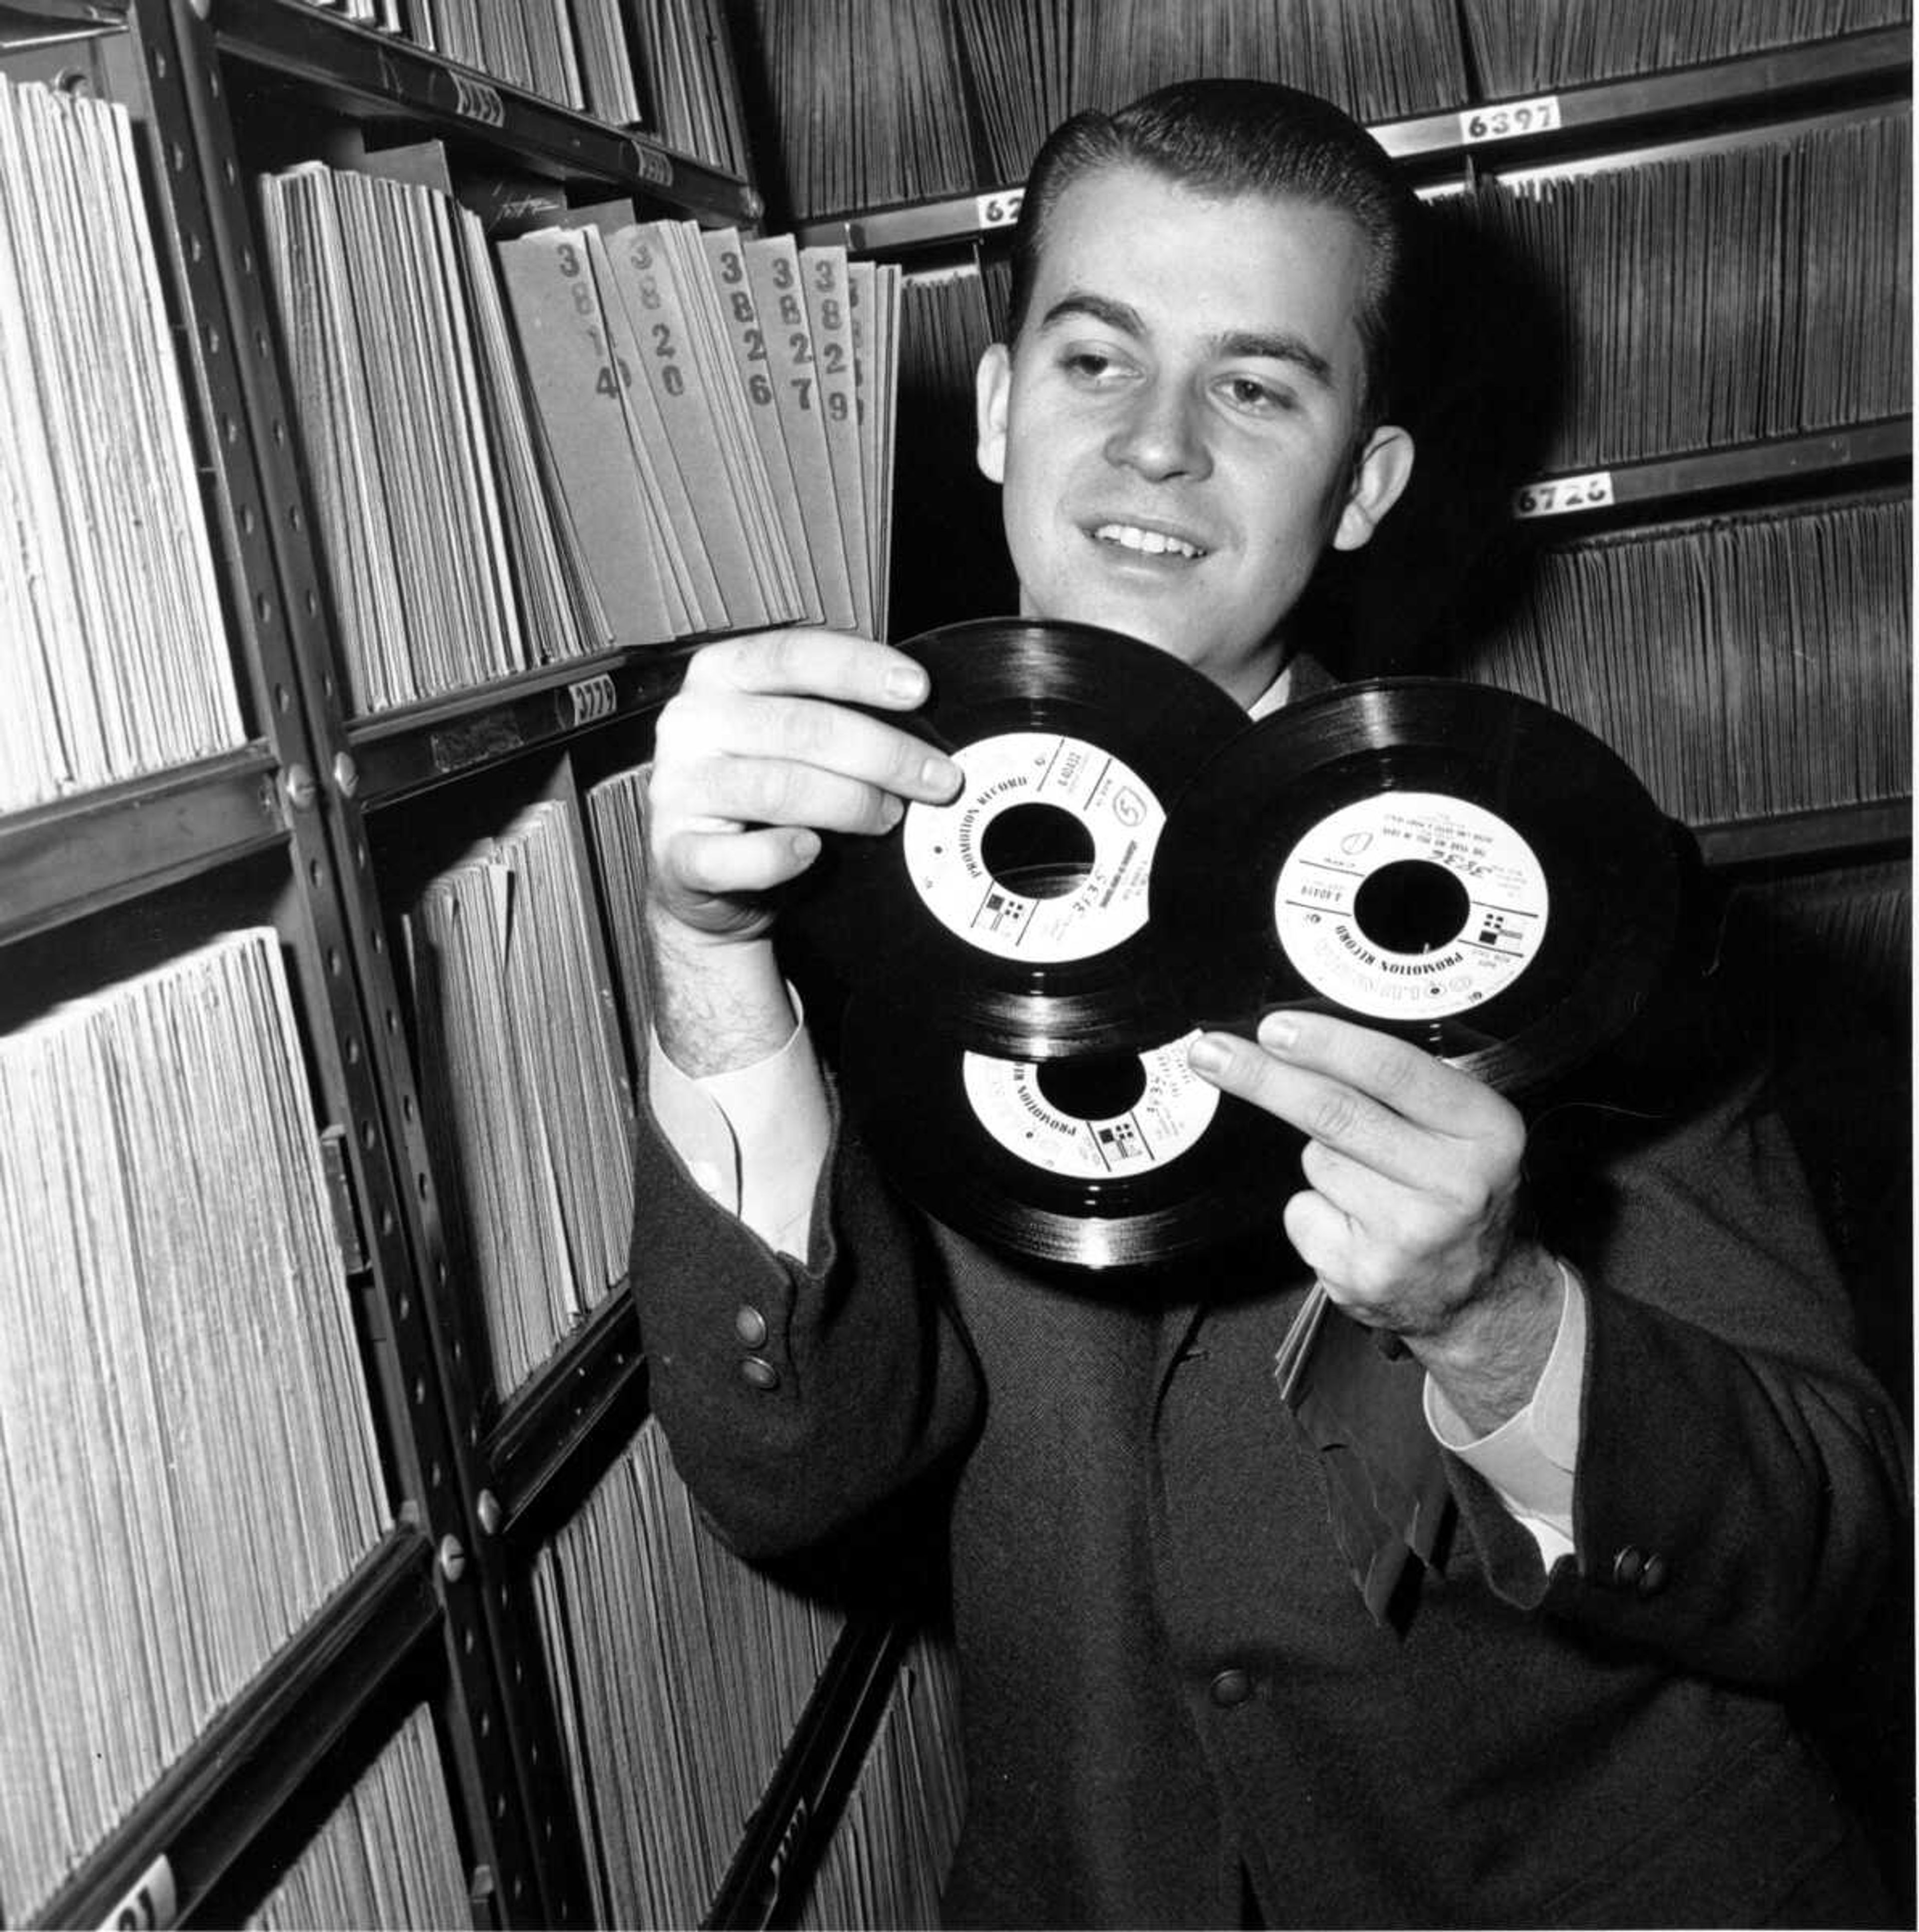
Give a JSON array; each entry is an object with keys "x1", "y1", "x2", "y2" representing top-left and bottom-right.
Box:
[{"x1": 1459, "y1": 94, "x2": 1562, "y2": 143}]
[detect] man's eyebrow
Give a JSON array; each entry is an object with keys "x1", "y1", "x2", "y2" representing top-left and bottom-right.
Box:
[
  {"x1": 1035, "y1": 294, "x2": 1335, "y2": 390},
  {"x1": 1037, "y1": 290, "x2": 1145, "y2": 337},
  {"x1": 1215, "y1": 330, "x2": 1334, "y2": 388}
]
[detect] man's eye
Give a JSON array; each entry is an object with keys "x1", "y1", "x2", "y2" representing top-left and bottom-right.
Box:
[
  {"x1": 1222, "y1": 375, "x2": 1293, "y2": 413},
  {"x1": 1060, "y1": 347, "x2": 1122, "y2": 381}
]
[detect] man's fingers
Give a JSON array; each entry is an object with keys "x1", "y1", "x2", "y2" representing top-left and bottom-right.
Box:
[
  {"x1": 1187, "y1": 1029, "x2": 1440, "y2": 1189},
  {"x1": 662, "y1": 825, "x2": 823, "y2": 902},
  {"x1": 1258, "y1": 1010, "x2": 1510, "y2": 1131},
  {"x1": 657, "y1": 690, "x2": 958, "y2": 807},
  {"x1": 685, "y1": 627, "x2": 931, "y2": 710},
  {"x1": 662, "y1": 753, "x2": 907, "y2": 842}
]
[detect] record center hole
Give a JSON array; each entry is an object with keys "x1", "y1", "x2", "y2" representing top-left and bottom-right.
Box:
[
  {"x1": 1036, "y1": 1052, "x2": 1147, "y2": 1121},
  {"x1": 980, "y1": 803, "x2": 1094, "y2": 900},
  {"x1": 1352, "y1": 859, "x2": 1470, "y2": 955}
]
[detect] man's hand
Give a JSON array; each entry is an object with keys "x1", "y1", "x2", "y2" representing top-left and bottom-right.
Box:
[
  {"x1": 644, "y1": 628, "x2": 961, "y2": 1076},
  {"x1": 1188, "y1": 1010, "x2": 1562, "y2": 1434},
  {"x1": 648, "y1": 628, "x2": 961, "y2": 945}
]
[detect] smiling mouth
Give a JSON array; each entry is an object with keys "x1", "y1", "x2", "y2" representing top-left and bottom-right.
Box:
[{"x1": 1089, "y1": 521, "x2": 1208, "y2": 560}]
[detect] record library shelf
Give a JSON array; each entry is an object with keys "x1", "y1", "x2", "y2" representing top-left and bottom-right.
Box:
[
  {"x1": 208, "y1": 0, "x2": 761, "y2": 225},
  {"x1": 0, "y1": 0, "x2": 907, "y2": 1925},
  {"x1": 791, "y1": 25, "x2": 1912, "y2": 252},
  {"x1": 1508, "y1": 419, "x2": 1914, "y2": 528}
]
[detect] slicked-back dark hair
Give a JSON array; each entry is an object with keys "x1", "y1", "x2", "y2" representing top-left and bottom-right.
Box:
[{"x1": 1005, "y1": 78, "x2": 1423, "y2": 434}]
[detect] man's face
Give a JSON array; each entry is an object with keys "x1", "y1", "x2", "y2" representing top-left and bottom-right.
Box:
[{"x1": 976, "y1": 163, "x2": 1413, "y2": 705}]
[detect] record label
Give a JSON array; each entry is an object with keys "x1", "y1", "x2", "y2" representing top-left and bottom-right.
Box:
[
  {"x1": 901, "y1": 730, "x2": 1161, "y2": 963},
  {"x1": 1271, "y1": 792, "x2": 1550, "y2": 1019},
  {"x1": 960, "y1": 1032, "x2": 1218, "y2": 1177}
]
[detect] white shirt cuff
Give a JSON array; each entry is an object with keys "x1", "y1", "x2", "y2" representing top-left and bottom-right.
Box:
[
  {"x1": 1423, "y1": 1261, "x2": 1587, "y2": 1567},
  {"x1": 646, "y1": 996, "x2": 831, "y2": 1259}
]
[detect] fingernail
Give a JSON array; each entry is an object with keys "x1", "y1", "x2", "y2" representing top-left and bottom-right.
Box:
[
  {"x1": 879, "y1": 796, "x2": 906, "y2": 831},
  {"x1": 884, "y1": 665, "x2": 927, "y2": 702},
  {"x1": 922, "y1": 756, "x2": 962, "y2": 795},
  {"x1": 1188, "y1": 1034, "x2": 1229, "y2": 1074},
  {"x1": 790, "y1": 830, "x2": 820, "y2": 862},
  {"x1": 1258, "y1": 1014, "x2": 1299, "y2": 1052}
]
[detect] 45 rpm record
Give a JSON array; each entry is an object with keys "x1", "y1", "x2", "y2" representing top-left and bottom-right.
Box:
[
  {"x1": 788, "y1": 617, "x2": 1246, "y2": 1058},
  {"x1": 1149, "y1": 679, "x2": 1681, "y2": 1096},
  {"x1": 841, "y1": 992, "x2": 1297, "y2": 1271}
]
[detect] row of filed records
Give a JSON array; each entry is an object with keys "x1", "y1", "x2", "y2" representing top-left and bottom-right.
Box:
[
  {"x1": 294, "y1": 0, "x2": 751, "y2": 176},
  {"x1": 0, "y1": 907, "x2": 966, "y2": 1925},
  {"x1": 264, "y1": 143, "x2": 900, "y2": 714},
  {"x1": 735, "y1": 0, "x2": 1910, "y2": 218},
  {"x1": 0, "y1": 64, "x2": 899, "y2": 815},
  {"x1": 0, "y1": 76, "x2": 241, "y2": 816},
  {"x1": 0, "y1": 930, "x2": 388, "y2": 1925}
]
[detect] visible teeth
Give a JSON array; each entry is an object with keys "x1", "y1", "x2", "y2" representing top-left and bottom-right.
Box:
[{"x1": 1093, "y1": 522, "x2": 1203, "y2": 559}]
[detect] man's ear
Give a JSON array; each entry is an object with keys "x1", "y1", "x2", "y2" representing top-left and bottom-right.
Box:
[
  {"x1": 975, "y1": 341, "x2": 1011, "y2": 484},
  {"x1": 1332, "y1": 424, "x2": 1415, "y2": 552}
]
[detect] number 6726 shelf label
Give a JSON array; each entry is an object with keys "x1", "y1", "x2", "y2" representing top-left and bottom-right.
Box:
[{"x1": 1513, "y1": 470, "x2": 1614, "y2": 518}]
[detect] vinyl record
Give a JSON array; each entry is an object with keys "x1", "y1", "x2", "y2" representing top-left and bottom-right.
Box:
[
  {"x1": 1149, "y1": 679, "x2": 1681, "y2": 1096},
  {"x1": 840, "y1": 992, "x2": 1297, "y2": 1271},
  {"x1": 789, "y1": 616, "x2": 1247, "y2": 1057}
]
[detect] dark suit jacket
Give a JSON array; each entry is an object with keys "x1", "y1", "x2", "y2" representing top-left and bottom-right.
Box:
[{"x1": 633, "y1": 975, "x2": 1908, "y2": 1928}]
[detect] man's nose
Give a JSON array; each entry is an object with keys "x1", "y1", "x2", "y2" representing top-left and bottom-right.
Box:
[{"x1": 1103, "y1": 379, "x2": 1211, "y2": 482}]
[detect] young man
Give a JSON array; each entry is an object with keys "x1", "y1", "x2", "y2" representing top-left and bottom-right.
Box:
[{"x1": 634, "y1": 81, "x2": 1904, "y2": 1927}]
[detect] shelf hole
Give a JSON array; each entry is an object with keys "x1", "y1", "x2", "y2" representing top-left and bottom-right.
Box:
[
  {"x1": 385, "y1": 1008, "x2": 399, "y2": 1034},
  {"x1": 221, "y1": 415, "x2": 237, "y2": 445},
  {"x1": 413, "y1": 1375, "x2": 426, "y2": 1407},
  {"x1": 151, "y1": 47, "x2": 167, "y2": 75},
  {"x1": 170, "y1": 141, "x2": 185, "y2": 173},
  {"x1": 430, "y1": 1458, "x2": 443, "y2": 1488},
  {"x1": 239, "y1": 503, "x2": 255, "y2": 534},
  {"x1": 360, "y1": 1121, "x2": 376, "y2": 1150},
  {"x1": 307, "y1": 859, "x2": 322, "y2": 887},
  {"x1": 274, "y1": 683, "x2": 290, "y2": 713},
  {"x1": 271, "y1": 418, "x2": 286, "y2": 445},
  {"x1": 382, "y1": 1208, "x2": 396, "y2": 1238},
  {"x1": 327, "y1": 947, "x2": 342, "y2": 976},
  {"x1": 290, "y1": 504, "x2": 304, "y2": 532},
  {"x1": 304, "y1": 589, "x2": 319, "y2": 617},
  {"x1": 186, "y1": 231, "x2": 201, "y2": 263},
  {"x1": 402, "y1": 1094, "x2": 415, "y2": 1122},
  {"x1": 255, "y1": 328, "x2": 269, "y2": 359},
  {"x1": 346, "y1": 1038, "x2": 361, "y2": 1065},
  {"x1": 223, "y1": 158, "x2": 237, "y2": 187},
  {"x1": 203, "y1": 322, "x2": 221, "y2": 356},
  {"x1": 396, "y1": 1286, "x2": 408, "y2": 1316},
  {"x1": 255, "y1": 592, "x2": 273, "y2": 625},
  {"x1": 416, "y1": 1171, "x2": 429, "y2": 1200}
]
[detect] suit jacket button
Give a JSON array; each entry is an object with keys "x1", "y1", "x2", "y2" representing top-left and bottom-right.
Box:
[
  {"x1": 1638, "y1": 1552, "x2": 1669, "y2": 1595},
  {"x1": 740, "y1": 1356, "x2": 780, "y2": 1391},
  {"x1": 1209, "y1": 1668, "x2": 1253, "y2": 1708},
  {"x1": 1612, "y1": 1546, "x2": 1646, "y2": 1589},
  {"x1": 734, "y1": 1304, "x2": 769, "y2": 1347}
]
